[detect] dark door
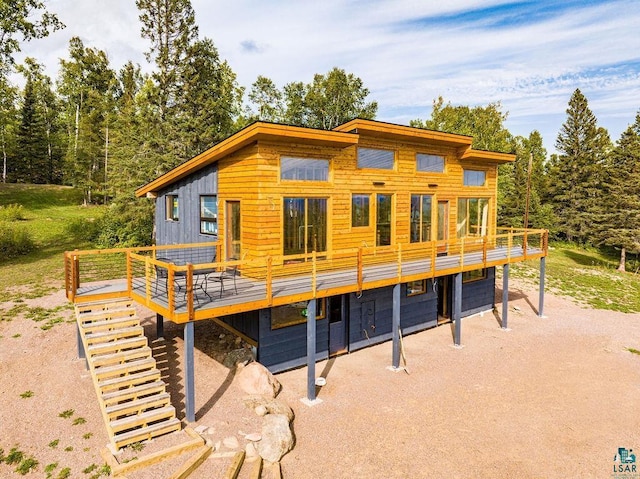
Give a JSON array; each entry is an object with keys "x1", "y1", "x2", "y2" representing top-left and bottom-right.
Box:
[
  {"x1": 329, "y1": 295, "x2": 347, "y2": 356},
  {"x1": 437, "y1": 200, "x2": 449, "y2": 255},
  {"x1": 437, "y1": 276, "x2": 452, "y2": 324}
]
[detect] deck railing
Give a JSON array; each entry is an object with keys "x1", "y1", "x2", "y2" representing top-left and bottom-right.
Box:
[{"x1": 65, "y1": 229, "x2": 547, "y2": 322}]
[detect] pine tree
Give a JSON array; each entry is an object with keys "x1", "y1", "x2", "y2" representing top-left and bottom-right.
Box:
[
  {"x1": 0, "y1": 77, "x2": 18, "y2": 183},
  {"x1": 551, "y1": 89, "x2": 611, "y2": 244},
  {"x1": 596, "y1": 112, "x2": 640, "y2": 271}
]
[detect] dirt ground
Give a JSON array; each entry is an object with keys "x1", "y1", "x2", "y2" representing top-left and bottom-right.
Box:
[{"x1": 1, "y1": 278, "x2": 639, "y2": 478}]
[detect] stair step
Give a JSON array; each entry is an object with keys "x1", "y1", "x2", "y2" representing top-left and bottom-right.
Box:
[
  {"x1": 98, "y1": 369, "x2": 161, "y2": 393},
  {"x1": 85, "y1": 326, "x2": 145, "y2": 345},
  {"x1": 92, "y1": 347, "x2": 152, "y2": 368},
  {"x1": 88, "y1": 336, "x2": 148, "y2": 357},
  {"x1": 80, "y1": 312, "x2": 139, "y2": 330},
  {"x1": 109, "y1": 405, "x2": 176, "y2": 434},
  {"x1": 105, "y1": 392, "x2": 171, "y2": 420},
  {"x1": 76, "y1": 299, "x2": 134, "y2": 315},
  {"x1": 112, "y1": 417, "x2": 181, "y2": 450},
  {"x1": 102, "y1": 380, "x2": 167, "y2": 406},
  {"x1": 94, "y1": 357, "x2": 156, "y2": 381}
]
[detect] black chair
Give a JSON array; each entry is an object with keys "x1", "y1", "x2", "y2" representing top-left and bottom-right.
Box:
[{"x1": 154, "y1": 257, "x2": 186, "y2": 299}]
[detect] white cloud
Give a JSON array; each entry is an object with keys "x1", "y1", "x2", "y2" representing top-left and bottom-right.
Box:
[{"x1": 14, "y1": 0, "x2": 640, "y2": 153}]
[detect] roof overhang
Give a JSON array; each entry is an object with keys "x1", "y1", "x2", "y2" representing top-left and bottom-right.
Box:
[
  {"x1": 135, "y1": 122, "x2": 359, "y2": 197},
  {"x1": 334, "y1": 118, "x2": 473, "y2": 149},
  {"x1": 460, "y1": 149, "x2": 515, "y2": 164}
]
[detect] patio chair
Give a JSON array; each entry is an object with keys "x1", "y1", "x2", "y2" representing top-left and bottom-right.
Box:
[
  {"x1": 154, "y1": 257, "x2": 187, "y2": 299},
  {"x1": 208, "y1": 252, "x2": 244, "y2": 298}
]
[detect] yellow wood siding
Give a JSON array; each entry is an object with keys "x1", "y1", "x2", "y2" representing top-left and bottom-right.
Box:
[{"x1": 217, "y1": 135, "x2": 500, "y2": 276}]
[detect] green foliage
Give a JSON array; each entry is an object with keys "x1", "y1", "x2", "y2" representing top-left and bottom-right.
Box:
[
  {"x1": 48, "y1": 439, "x2": 60, "y2": 448},
  {"x1": 72, "y1": 417, "x2": 86, "y2": 425},
  {"x1": 57, "y1": 467, "x2": 71, "y2": 479},
  {"x1": 58, "y1": 409, "x2": 74, "y2": 418},
  {"x1": 82, "y1": 432, "x2": 93, "y2": 440},
  {"x1": 93, "y1": 199, "x2": 154, "y2": 247},
  {"x1": 5, "y1": 447, "x2": 24, "y2": 465},
  {"x1": 19, "y1": 390, "x2": 33, "y2": 398},
  {"x1": 45, "y1": 462, "x2": 58, "y2": 478},
  {"x1": 549, "y1": 89, "x2": 612, "y2": 244},
  {"x1": 0, "y1": 203, "x2": 26, "y2": 221},
  {"x1": 628, "y1": 348, "x2": 640, "y2": 355},
  {"x1": 0, "y1": 221, "x2": 35, "y2": 258},
  {"x1": 63, "y1": 446, "x2": 73, "y2": 452},
  {"x1": 15, "y1": 456, "x2": 38, "y2": 475},
  {"x1": 83, "y1": 464, "x2": 98, "y2": 474},
  {"x1": 128, "y1": 441, "x2": 145, "y2": 452}
]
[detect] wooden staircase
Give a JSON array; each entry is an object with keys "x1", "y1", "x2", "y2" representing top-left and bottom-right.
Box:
[{"x1": 75, "y1": 298, "x2": 181, "y2": 450}]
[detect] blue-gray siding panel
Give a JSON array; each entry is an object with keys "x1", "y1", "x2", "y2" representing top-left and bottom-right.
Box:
[
  {"x1": 258, "y1": 308, "x2": 330, "y2": 372},
  {"x1": 222, "y1": 311, "x2": 259, "y2": 342},
  {"x1": 156, "y1": 165, "x2": 218, "y2": 258},
  {"x1": 461, "y1": 267, "x2": 496, "y2": 315}
]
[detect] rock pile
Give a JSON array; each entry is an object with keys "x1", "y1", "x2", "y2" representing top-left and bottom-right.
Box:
[{"x1": 236, "y1": 362, "x2": 295, "y2": 463}]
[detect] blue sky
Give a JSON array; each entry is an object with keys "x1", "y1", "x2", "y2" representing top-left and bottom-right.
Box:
[{"x1": 16, "y1": 0, "x2": 640, "y2": 154}]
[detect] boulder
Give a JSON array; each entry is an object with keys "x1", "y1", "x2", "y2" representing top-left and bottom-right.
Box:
[
  {"x1": 243, "y1": 395, "x2": 294, "y2": 422},
  {"x1": 223, "y1": 348, "x2": 254, "y2": 368},
  {"x1": 257, "y1": 414, "x2": 294, "y2": 463},
  {"x1": 236, "y1": 362, "x2": 281, "y2": 398}
]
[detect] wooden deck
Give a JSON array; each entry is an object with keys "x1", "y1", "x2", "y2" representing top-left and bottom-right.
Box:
[{"x1": 73, "y1": 241, "x2": 545, "y2": 324}]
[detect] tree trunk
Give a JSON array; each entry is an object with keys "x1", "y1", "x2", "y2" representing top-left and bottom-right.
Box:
[
  {"x1": 618, "y1": 247, "x2": 626, "y2": 272},
  {"x1": 1, "y1": 126, "x2": 6, "y2": 183}
]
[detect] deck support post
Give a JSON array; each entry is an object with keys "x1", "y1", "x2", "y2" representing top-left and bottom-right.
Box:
[
  {"x1": 184, "y1": 321, "x2": 195, "y2": 422},
  {"x1": 538, "y1": 256, "x2": 546, "y2": 317},
  {"x1": 306, "y1": 299, "x2": 317, "y2": 403},
  {"x1": 502, "y1": 264, "x2": 509, "y2": 329},
  {"x1": 391, "y1": 284, "x2": 401, "y2": 369},
  {"x1": 453, "y1": 272, "x2": 462, "y2": 347},
  {"x1": 156, "y1": 313, "x2": 164, "y2": 339},
  {"x1": 76, "y1": 323, "x2": 87, "y2": 369}
]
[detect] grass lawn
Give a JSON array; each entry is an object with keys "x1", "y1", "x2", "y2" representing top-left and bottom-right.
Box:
[{"x1": 0, "y1": 184, "x2": 104, "y2": 302}]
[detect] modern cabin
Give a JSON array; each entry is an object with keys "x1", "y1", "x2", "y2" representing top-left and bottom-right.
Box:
[{"x1": 65, "y1": 119, "x2": 548, "y2": 422}]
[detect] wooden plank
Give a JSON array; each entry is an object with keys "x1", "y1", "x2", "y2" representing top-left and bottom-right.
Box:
[
  {"x1": 168, "y1": 445, "x2": 212, "y2": 479},
  {"x1": 88, "y1": 337, "x2": 148, "y2": 357},
  {"x1": 112, "y1": 417, "x2": 181, "y2": 450},
  {"x1": 111, "y1": 434, "x2": 202, "y2": 476},
  {"x1": 98, "y1": 369, "x2": 161, "y2": 393},
  {"x1": 106, "y1": 392, "x2": 171, "y2": 419},
  {"x1": 102, "y1": 381, "x2": 167, "y2": 406},
  {"x1": 92, "y1": 347, "x2": 152, "y2": 368},
  {"x1": 249, "y1": 457, "x2": 263, "y2": 479},
  {"x1": 224, "y1": 451, "x2": 246, "y2": 479},
  {"x1": 94, "y1": 357, "x2": 156, "y2": 381},
  {"x1": 85, "y1": 326, "x2": 145, "y2": 345}
]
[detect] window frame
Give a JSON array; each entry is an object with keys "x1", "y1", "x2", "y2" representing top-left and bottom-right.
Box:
[
  {"x1": 416, "y1": 153, "x2": 445, "y2": 173},
  {"x1": 282, "y1": 197, "x2": 328, "y2": 257},
  {"x1": 457, "y1": 197, "x2": 490, "y2": 238},
  {"x1": 271, "y1": 299, "x2": 327, "y2": 330},
  {"x1": 406, "y1": 279, "x2": 427, "y2": 296},
  {"x1": 410, "y1": 193, "x2": 433, "y2": 243},
  {"x1": 357, "y1": 147, "x2": 395, "y2": 170},
  {"x1": 165, "y1": 195, "x2": 179, "y2": 221},
  {"x1": 463, "y1": 269, "x2": 487, "y2": 283},
  {"x1": 199, "y1": 195, "x2": 218, "y2": 235},
  {"x1": 351, "y1": 193, "x2": 370, "y2": 228},
  {"x1": 463, "y1": 169, "x2": 487, "y2": 187},
  {"x1": 280, "y1": 156, "x2": 329, "y2": 182}
]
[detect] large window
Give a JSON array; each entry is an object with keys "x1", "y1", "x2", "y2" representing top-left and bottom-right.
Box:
[
  {"x1": 407, "y1": 279, "x2": 427, "y2": 296},
  {"x1": 271, "y1": 299, "x2": 326, "y2": 330},
  {"x1": 463, "y1": 169, "x2": 486, "y2": 186},
  {"x1": 376, "y1": 194, "x2": 392, "y2": 246},
  {"x1": 166, "y1": 195, "x2": 179, "y2": 221},
  {"x1": 457, "y1": 198, "x2": 489, "y2": 238},
  {"x1": 281, "y1": 157, "x2": 329, "y2": 181},
  {"x1": 283, "y1": 197, "x2": 327, "y2": 256},
  {"x1": 410, "y1": 194, "x2": 432, "y2": 243},
  {"x1": 463, "y1": 269, "x2": 487, "y2": 283},
  {"x1": 200, "y1": 195, "x2": 217, "y2": 235},
  {"x1": 352, "y1": 194, "x2": 370, "y2": 227},
  {"x1": 358, "y1": 147, "x2": 394, "y2": 170},
  {"x1": 416, "y1": 153, "x2": 445, "y2": 173}
]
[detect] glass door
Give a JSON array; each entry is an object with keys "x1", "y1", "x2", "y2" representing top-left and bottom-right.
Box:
[{"x1": 226, "y1": 201, "x2": 241, "y2": 260}]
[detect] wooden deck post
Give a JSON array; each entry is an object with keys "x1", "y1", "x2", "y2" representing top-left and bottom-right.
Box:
[
  {"x1": 184, "y1": 321, "x2": 195, "y2": 422},
  {"x1": 502, "y1": 264, "x2": 509, "y2": 330},
  {"x1": 538, "y1": 256, "x2": 546, "y2": 317},
  {"x1": 156, "y1": 313, "x2": 164, "y2": 339},
  {"x1": 306, "y1": 298, "x2": 317, "y2": 402},
  {"x1": 453, "y1": 272, "x2": 462, "y2": 347},
  {"x1": 391, "y1": 284, "x2": 401, "y2": 369}
]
